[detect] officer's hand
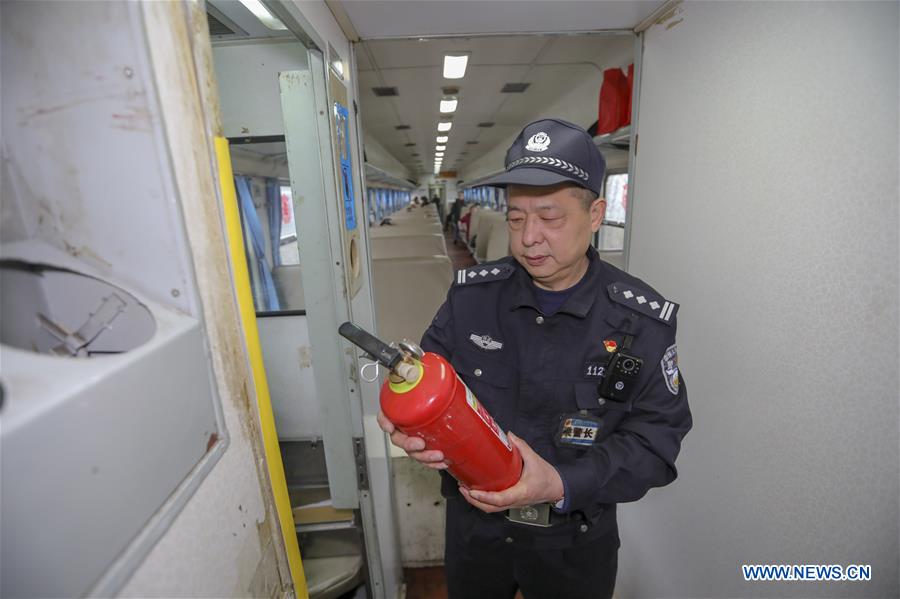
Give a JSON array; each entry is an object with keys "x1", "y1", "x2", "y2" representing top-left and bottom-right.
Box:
[
  {"x1": 458, "y1": 432, "x2": 564, "y2": 513},
  {"x1": 376, "y1": 411, "x2": 449, "y2": 470}
]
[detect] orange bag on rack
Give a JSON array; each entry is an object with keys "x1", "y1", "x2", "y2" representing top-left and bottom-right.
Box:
[{"x1": 598, "y1": 67, "x2": 628, "y2": 135}]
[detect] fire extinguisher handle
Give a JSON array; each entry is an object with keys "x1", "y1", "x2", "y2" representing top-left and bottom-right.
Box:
[{"x1": 338, "y1": 321, "x2": 403, "y2": 370}]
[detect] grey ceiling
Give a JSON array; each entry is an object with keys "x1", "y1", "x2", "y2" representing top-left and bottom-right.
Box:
[
  {"x1": 356, "y1": 34, "x2": 634, "y2": 176},
  {"x1": 340, "y1": 0, "x2": 661, "y2": 177},
  {"x1": 338, "y1": 0, "x2": 664, "y2": 38}
]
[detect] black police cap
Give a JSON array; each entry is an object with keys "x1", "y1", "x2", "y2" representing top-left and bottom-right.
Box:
[{"x1": 479, "y1": 118, "x2": 606, "y2": 197}]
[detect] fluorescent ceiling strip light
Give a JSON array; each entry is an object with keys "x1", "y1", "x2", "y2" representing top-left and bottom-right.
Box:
[
  {"x1": 443, "y1": 54, "x2": 469, "y2": 79},
  {"x1": 239, "y1": 0, "x2": 288, "y2": 30},
  {"x1": 436, "y1": 136, "x2": 449, "y2": 143},
  {"x1": 436, "y1": 145, "x2": 446, "y2": 151},
  {"x1": 440, "y1": 98, "x2": 458, "y2": 113},
  {"x1": 435, "y1": 152, "x2": 444, "y2": 157},
  {"x1": 437, "y1": 122, "x2": 452, "y2": 132}
]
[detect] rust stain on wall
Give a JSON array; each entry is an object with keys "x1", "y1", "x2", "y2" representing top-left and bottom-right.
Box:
[
  {"x1": 297, "y1": 345, "x2": 312, "y2": 369},
  {"x1": 63, "y1": 242, "x2": 112, "y2": 270},
  {"x1": 141, "y1": 1, "x2": 293, "y2": 593}
]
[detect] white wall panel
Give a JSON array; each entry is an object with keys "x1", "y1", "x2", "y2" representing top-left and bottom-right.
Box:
[
  {"x1": 620, "y1": 2, "x2": 899, "y2": 597},
  {"x1": 213, "y1": 40, "x2": 309, "y2": 137},
  {"x1": 258, "y1": 315, "x2": 322, "y2": 439}
]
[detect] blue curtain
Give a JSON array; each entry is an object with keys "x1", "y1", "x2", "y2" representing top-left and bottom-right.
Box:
[
  {"x1": 235, "y1": 176, "x2": 281, "y2": 311},
  {"x1": 265, "y1": 179, "x2": 282, "y2": 268}
]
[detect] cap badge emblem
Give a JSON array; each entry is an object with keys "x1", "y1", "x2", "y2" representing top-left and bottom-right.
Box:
[{"x1": 525, "y1": 131, "x2": 551, "y2": 152}]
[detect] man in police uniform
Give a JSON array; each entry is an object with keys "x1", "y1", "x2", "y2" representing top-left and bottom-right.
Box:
[{"x1": 378, "y1": 118, "x2": 692, "y2": 598}]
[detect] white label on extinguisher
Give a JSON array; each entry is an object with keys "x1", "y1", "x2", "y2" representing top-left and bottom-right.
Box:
[{"x1": 464, "y1": 383, "x2": 512, "y2": 451}]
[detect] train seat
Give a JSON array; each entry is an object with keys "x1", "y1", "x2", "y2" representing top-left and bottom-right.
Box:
[
  {"x1": 371, "y1": 234, "x2": 447, "y2": 259},
  {"x1": 467, "y1": 207, "x2": 483, "y2": 247},
  {"x1": 474, "y1": 211, "x2": 506, "y2": 261},
  {"x1": 371, "y1": 256, "x2": 453, "y2": 344},
  {"x1": 370, "y1": 223, "x2": 443, "y2": 237},
  {"x1": 485, "y1": 220, "x2": 510, "y2": 261}
]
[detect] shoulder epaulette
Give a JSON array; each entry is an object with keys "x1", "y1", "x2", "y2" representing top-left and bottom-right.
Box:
[
  {"x1": 454, "y1": 262, "x2": 515, "y2": 286},
  {"x1": 607, "y1": 281, "x2": 679, "y2": 325}
]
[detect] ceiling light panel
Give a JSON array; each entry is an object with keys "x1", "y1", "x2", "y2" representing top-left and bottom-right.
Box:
[
  {"x1": 238, "y1": 0, "x2": 287, "y2": 30},
  {"x1": 436, "y1": 136, "x2": 448, "y2": 143},
  {"x1": 436, "y1": 145, "x2": 446, "y2": 151},
  {"x1": 443, "y1": 54, "x2": 469, "y2": 79},
  {"x1": 437, "y1": 122, "x2": 452, "y2": 132},
  {"x1": 439, "y1": 98, "x2": 458, "y2": 113}
]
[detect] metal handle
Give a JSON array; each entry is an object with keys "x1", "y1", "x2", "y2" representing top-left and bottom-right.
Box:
[{"x1": 338, "y1": 322, "x2": 402, "y2": 370}]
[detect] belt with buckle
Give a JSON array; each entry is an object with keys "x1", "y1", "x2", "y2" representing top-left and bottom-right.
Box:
[{"x1": 505, "y1": 503, "x2": 554, "y2": 527}]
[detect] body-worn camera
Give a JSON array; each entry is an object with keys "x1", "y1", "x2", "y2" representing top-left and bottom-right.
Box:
[{"x1": 597, "y1": 352, "x2": 643, "y2": 403}]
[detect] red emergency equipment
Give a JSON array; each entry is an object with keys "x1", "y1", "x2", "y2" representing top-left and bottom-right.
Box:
[
  {"x1": 598, "y1": 66, "x2": 631, "y2": 134},
  {"x1": 339, "y1": 322, "x2": 522, "y2": 492}
]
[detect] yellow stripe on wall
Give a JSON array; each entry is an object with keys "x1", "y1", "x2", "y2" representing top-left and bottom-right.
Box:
[{"x1": 214, "y1": 136, "x2": 308, "y2": 598}]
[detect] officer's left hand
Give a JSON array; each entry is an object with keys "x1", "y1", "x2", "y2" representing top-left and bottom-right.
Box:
[{"x1": 459, "y1": 432, "x2": 564, "y2": 513}]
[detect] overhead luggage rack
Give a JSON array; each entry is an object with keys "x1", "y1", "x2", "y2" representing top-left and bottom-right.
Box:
[
  {"x1": 364, "y1": 162, "x2": 416, "y2": 189},
  {"x1": 593, "y1": 124, "x2": 632, "y2": 149}
]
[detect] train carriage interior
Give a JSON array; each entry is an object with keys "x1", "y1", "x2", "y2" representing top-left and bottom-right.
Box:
[{"x1": 1, "y1": 1, "x2": 897, "y2": 599}]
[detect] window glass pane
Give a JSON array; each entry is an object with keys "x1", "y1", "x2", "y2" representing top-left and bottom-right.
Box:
[
  {"x1": 604, "y1": 173, "x2": 628, "y2": 224},
  {"x1": 279, "y1": 185, "x2": 300, "y2": 267},
  {"x1": 597, "y1": 224, "x2": 625, "y2": 251},
  {"x1": 595, "y1": 173, "x2": 628, "y2": 252},
  {"x1": 229, "y1": 141, "x2": 305, "y2": 313}
]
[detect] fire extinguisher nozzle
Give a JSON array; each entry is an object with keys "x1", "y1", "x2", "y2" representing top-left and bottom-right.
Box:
[{"x1": 338, "y1": 321, "x2": 402, "y2": 369}]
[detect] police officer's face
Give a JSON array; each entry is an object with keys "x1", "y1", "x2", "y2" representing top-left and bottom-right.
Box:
[{"x1": 507, "y1": 183, "x2": 605, "y2": 291}]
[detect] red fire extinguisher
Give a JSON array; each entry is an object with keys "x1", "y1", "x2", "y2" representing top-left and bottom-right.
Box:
[{"x1": 339, "y1": 322, "x2": 522, "y2": 492}]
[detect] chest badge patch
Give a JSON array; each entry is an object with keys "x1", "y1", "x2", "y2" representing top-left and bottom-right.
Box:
[
  {"x1": 556, "y1": 414, "x2": 601, "y2": 447},
  {"x1": 603, "y1": 339, "x2": 618, "y2": 353},
  {"x1": 661, "y1": 344, "x2": 680, "y2": 395},
  {"x1": 469, "y1": 333, "x2": 503, "y2": 351}
]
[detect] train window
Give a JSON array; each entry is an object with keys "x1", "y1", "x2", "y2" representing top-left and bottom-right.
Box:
[
  {"x1": 596, "y1": 172, "x2": 628, "y2": 252},
  {"x1": 229, "y1": 141, "x2": 305, "y2": 314},
  {"x1": 279, "y1": 185, "x2": 299, "y2": 263}
]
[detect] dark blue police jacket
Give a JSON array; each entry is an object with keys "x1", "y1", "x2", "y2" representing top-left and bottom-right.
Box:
[{"x1": 421, "y1": 247, "x2": 692, "y2": 546}]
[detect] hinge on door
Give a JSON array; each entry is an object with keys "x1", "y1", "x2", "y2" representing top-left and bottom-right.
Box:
[{"x1": 353, "y1": 437, "x2": 369, "y2": 490}]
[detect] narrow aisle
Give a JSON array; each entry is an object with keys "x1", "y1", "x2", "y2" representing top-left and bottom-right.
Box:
[{"x1": 444, "y1": 228, "x2": 476, "y2": 270}]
